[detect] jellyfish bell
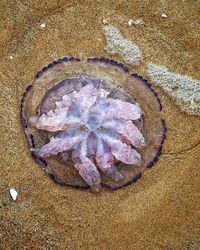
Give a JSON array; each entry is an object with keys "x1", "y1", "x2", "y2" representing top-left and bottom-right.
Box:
[{"x1": 21, "y1": 57, "x2": 166, "y2": 191}]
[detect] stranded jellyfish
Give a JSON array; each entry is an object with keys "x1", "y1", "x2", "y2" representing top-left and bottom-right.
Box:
[{"x1": 21, "y1": 57, "x2": 166, "y2": 191}]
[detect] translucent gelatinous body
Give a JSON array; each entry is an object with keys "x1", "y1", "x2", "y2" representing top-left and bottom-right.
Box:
[{"x1": 21, "y1": 57, "x2": 166, "y2": 191}]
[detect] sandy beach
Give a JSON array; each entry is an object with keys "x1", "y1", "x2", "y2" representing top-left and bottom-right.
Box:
[{"x1": 0, "y1": 1, "x2": 200, "y2": 249}]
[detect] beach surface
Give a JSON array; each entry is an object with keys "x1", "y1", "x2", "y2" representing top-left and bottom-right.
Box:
[{"x1": 0, "y1": 1, "x2": 200, "y2": 249}]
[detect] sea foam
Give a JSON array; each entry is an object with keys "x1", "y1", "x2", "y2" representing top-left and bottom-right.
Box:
[
  {"x1": 103, "y1": 25, "x2": 142, "y2": 65},
  {"x1": 147, "y1": 63, "x2": 200, "y2": 115}
]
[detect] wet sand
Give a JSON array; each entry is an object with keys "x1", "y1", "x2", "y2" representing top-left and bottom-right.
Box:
[{"x1": 0, "y1": 1, "x2": 200, "y2": 249}]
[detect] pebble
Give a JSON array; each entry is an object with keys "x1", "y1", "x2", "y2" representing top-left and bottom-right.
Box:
[
  {"x1": 40, "y1": 23, "x2": 46, "y2": 28},
  {"x1": 9, "y1": 188, "x2": 18, "y2": 201},
  {"x1": 102, "y1": 18, "x2": 109, "y2": 25},
  {"x1": 128, "y1": 19, "x2": 133, "y2": 26},
  {"x1": 161, "y1": 13, "x2": 168, "y2": 18},
  {"x1": 9, "y1": 55, "x2": 13, "y2": 60}
]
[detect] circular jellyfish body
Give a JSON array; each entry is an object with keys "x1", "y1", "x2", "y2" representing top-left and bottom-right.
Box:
[{"x1": 21, "y1": 57, "x2": 166, "y2": 191}]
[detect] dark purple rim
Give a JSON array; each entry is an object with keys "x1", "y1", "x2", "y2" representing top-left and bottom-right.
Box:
[
  {"x1": 21, "y1": 57, "x2": 167, "y2": 191},
  {"x1": 87, "y1": 57, "x2": 129, "y2": 73},
  {"x1": 36, "y1": 57, "x2": 81, "y2": 79}
]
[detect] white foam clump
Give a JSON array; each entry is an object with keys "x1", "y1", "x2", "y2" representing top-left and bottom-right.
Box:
[
  {"x1": 147, "y1": 63, "x2": 200, "y2": 115},
  {"x1": 103, "y1": 25, "x2": 142, "y2": 65},
  {"x1": 132, "y1": 18, "x2": 144, "y2": 26}
]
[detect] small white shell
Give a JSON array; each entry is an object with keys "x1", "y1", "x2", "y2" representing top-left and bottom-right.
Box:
[
  {"x1": 40, "y1": 23, "x2": 46, "y2": 28},
  {"x1": 128, "y1": 19, "x2": 133, "y2": 26},
  {"x1": 9, "y1": 188, "x2": 18, "y2": 201},
  {"x1": 161, "y1": 13, "x2": 168, "y2": 18}
]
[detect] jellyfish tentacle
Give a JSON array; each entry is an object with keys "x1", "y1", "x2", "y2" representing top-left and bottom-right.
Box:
[
  {"x1": 91, "y1": 98, "x2": 142, "y2": 120},
  {"x1": 95, "y1": 139, "x2": 123, "y2": 182},
  {"x1": 97, "y1": 131, "x2": 141, "y2": 165},
  {"x1": 32, "y1": 132, "x2": 87, "y2": 158},
  {"x1": 56, "y1": 94, "x2": 73, "y2": 109},
  {"x1": 29, "y1": 113, "x2": 83, "y2": 132},
  {"x1": 72, "y1": 84, "x2": 98, "y2": 112},
  {"x1": 101, "y1": 119, "x2": 145, "y2": 148},
  {"x1": 73, "y1": 140, "x2": 101, "y2": 188},
  {"x1": 87, "y1": 132, "x2": 98, "y2": 156}
]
